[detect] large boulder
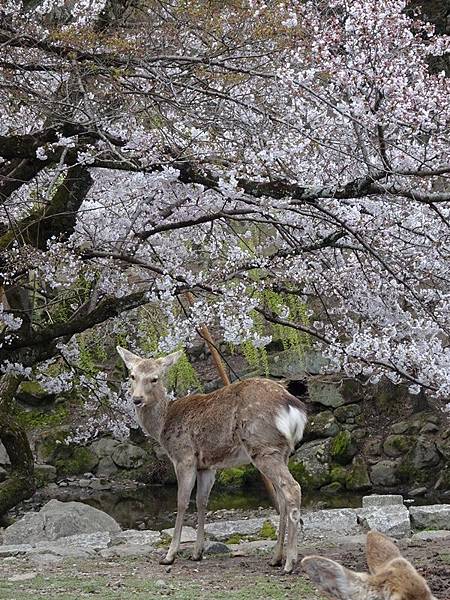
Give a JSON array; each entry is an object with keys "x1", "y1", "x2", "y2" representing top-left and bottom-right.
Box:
[
  {"x1": 3, "y1": 500, "x2": 121, "y2": 545},
  {"x1": 345, "y1": 458, "x2": 371, "y2": 491},
  {"x1": 383, "y1": 435, "x2": 411, "y2": 458},
  {"x1": 334, "y1": 403, "x2": 362, "y2": 423},
  {"x1": 330, "y1": 431, "x2": 358, "y2": 465},
  {"x1": 89, "y1": 437, "x2": 121, "y2": 458},
  {"x1": 308, "y1": 381, "x2": 346, "y2": 408},
  {"x1": 290, "y1": 439, "x2": 331, "y2": 488},
  {"x1": 304, "y1": 411, "x2": 339, "y2": 440},
  {"x1": 410, "y1": 436, "x2": 441, "y2": 469},
  {"x1": 111, "y1": 443, "x2": 147, "y2": 469},
  {"x1": 0, "y1": 442, "x2": 10, "y2": 465},
  {"x1": 409, "y1": 505, "x2": 450, "y2": 530},
  {"x1": 34, "y1": 464, "x2": 57, "y2": 487},
  {"x1": 370, "y1": 460, "x2": 401, "y2": 487}
]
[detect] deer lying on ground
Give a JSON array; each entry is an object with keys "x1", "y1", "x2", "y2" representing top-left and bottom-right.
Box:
[
  {"x1": 302, "y1": 530, "x2": 438, "y2": 600},
  {"x1": 117, "y1": 347, "x2": 307, "y2": 573}
]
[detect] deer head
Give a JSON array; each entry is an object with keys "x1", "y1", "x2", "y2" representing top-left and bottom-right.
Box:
[
  {"x1": 301, "y1": 531, "x2": 436, "y2": 600},
  {"x1": 116, "y1": 346, "x2": 182, "y2": 407}
]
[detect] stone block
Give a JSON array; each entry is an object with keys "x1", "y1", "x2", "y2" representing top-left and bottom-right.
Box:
[
  {"x1": 362, "y1": 494, "x2": 404, "y2": 508},
  {"x1": 205, "y1": 517, "x2": 278, "y2": 541},
  {"x1": 162, "y1": 526, "x2": 197, "y2": 543},
  {"x1": 302, "y1": 509, "x2": 360, "y2": 539},
  {"x1": 357, "y1": 506, "x2": 410, "y2": 539},
  {"x1": 409, "y1": 505, "x2": 450, "y2": 530},
  {"x1": 112, "y1": 529, "x2": 161, "y2": 546}
]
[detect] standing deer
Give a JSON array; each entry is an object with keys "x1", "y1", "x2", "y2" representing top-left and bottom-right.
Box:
[
  {"x1": 302, "y1": 530, "x2": 438, "y2": 600},
  {"x1": 117, "y1": 346, "x2": 307, "y2": 573}
]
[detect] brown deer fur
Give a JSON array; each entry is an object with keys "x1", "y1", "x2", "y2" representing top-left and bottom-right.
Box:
[
  {"x1": 302, "y1": 531, "x2": 438, "y2": 600},
  {"x1": 117, "y1": 347, "x2": 307, "y2": 572}
]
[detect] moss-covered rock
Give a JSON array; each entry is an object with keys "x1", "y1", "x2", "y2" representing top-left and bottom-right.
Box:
[
  {"x1": 216, "y1": 465, "x2": 259, "y2": 489},
  {"x1": 34, "y1": 464, "x2": 57, "y2": 487},
  {"x1": 320, "y1": 481, "x2": 343, "y2": 495},
  {"x1": 308, "y1": 381, "x2": 345, "y2": 408},
  {"x1": 53, "y1": 446, "x2": 99, "y2": 476},
  {"x1": 35, "y1": 428, "x2": 70, "y2": 463},
  {"x1": 290, "y1": 439, "x2": 332, "y2": 489},
  {"x1": 330, "y1": 465, "x2": 348, "y2": 485},
  {"x1": 345, "y1": 458, "x2": 371, "y2": 491},
  {"x1": 304, "y1": 410, "x2": 339, "y2": 440},
  {"x1": 383, "y1": 435, "x2": 411, "y2": 458},
  {"x1": 334, "y1": 403, "x2": 362, "y2": 423},
  {"x1": 370, "y1": 459, "x2": 401, "y2": 486},
  {"x1": 330, "y1": 431, "x2": 357, "y2": 465}
]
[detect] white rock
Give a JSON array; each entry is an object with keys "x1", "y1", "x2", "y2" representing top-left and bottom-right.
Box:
[
  {"x1": 44, "y1": 531, "x2": 111, "y2": 550},
  {"x1": 411, "y1": 530, "x2": 450, "y2": 541},
  {"x1": 99, "y1": 543, "x2": 155, "y2": 558},
  {"x1": 8, "y1": 572, "x2": 37, "y2": 582},
  {"x1": 409, "y1": 505, "x2": 450, "y2": 530},
  {"x1": 3, "y1": 500, "x2": 121, "y2": 545},
  {"x1": 357, "y1": 506, "x2": 410, "y2": 538},
  {"x1": 112, "y1": 529, "x2": 160, "y2": 546},
  {"x1": 0, "y1": 544, "x2": 32, "y2": 557},
  {"x1": 302, "y1": 509, "x2": 360, "y2": 539},
  {"x1": 362, "y1": 494, "x2": 404, "y2": 508},
  {"x1": 162, "y1": 526, "x2": 197, "y2": 543}
]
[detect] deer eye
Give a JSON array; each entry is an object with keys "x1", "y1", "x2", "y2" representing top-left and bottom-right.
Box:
[
  {"x1": 151, "y1": 376, "x2": 158, "y2": 383},
  {"x1": 130, "y1": 374, "x2": 135, "y2": 381}
]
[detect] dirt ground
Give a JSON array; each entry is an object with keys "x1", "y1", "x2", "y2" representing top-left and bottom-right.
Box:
[{"x1": 0, "y1": 536, "x2": 448, "y2": 599}]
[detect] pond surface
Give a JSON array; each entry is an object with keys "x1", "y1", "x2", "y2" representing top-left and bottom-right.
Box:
[{"x1": 75, "y1": 484, "x2": 364, "y2": 530}]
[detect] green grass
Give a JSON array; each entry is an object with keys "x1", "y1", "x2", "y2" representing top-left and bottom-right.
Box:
[{"x1": 0, "y1": 572, "x2": 322, "y2": 600}]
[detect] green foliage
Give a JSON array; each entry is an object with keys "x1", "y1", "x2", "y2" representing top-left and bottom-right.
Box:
[
  {"x1": 262, "y1": 289, "x2": 311, "y2": 354},
  {"x1": 77, "y1": 332, "x2": 107, "y2": 376},
  {"x1": 167, "y1": 351, "x2": 203, "y2": 395},
  {"x1": 216, "y1": 465, "x2": 259, "y2": 488},
  {"x1": 259, "y1": 520, "x2": 277, "y2": 540},
  {"x1": 53, "y1": 445, "x2": 99, "y2": 476},
  {"x1": 330, "y1": 431, "x2": 356, "y2": 465},
  {"x1": 14, "y1": 404, "x2": 68, "y2": 430}
]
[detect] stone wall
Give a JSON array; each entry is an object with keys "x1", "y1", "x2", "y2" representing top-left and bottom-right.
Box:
[{"x1": 1, "y1": 349, "x2": 449, "y2": 498}]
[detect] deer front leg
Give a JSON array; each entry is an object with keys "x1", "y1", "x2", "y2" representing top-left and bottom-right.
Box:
[
  {"x1": 160, "y1": 463, "x2": 196, "y2": 565},
  {"x1": 192, "y1": 469, "x2": 216, "y2": 561}
]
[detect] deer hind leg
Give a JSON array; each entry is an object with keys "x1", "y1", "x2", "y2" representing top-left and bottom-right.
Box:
[
  {"x1": 192, "y1": 469, "x2": 216, "y2": 561},
  {"x1": 160, "y1": 462, "x2": 196, "y2": 565},
  {"x1": 252, "y1": 453, "x2": 301, "y2": 573},
  {"x1": 269, "y1": 489, "x2": 286, "y2": 567}
]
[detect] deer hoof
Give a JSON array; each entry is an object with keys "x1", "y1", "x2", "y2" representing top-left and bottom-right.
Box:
[
  {"x1": 190, "y1": 553, "x2": 203, "y2": 561},
  {"x1": 159, "y1": 556, "x2": 175, "y2": 565},
  {"x1": 269, "y1": 557, "x2": 283, "y2": 567},
  {"x1": 283, "y1": 561, "x2": 296, "y2": 574}
]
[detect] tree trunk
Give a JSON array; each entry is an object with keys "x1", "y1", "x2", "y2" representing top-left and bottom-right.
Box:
[{"x1": 0, "y1": 374, "x2": 35, "y2": 522}]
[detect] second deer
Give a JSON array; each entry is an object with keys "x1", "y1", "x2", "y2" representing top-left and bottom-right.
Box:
[
  {"x1": 302, "y1": 530, "x2": 438, "y2": 600},
  {"x1": 117, "y1": 347, "x2": 307, "y2": 573}
]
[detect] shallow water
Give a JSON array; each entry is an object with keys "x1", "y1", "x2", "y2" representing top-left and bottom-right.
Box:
[{"x1": 79, "y1": 484, "x2": 364, "y2": 530}]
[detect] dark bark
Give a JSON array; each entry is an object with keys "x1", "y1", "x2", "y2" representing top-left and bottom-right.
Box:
[
  {"x1": 0, "y1": 290, "x2": 147, "y2": 368},
  {"x1": 0, "y1": 164, "x2": 93, "y2": 252},
  {"x1": 0, "y1": 374, "x2": 35, "y2": 522}
]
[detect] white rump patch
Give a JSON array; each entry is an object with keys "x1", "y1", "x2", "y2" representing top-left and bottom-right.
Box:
[{"x1": 275, "y1": 406, "x2": 307, "y2": 450}]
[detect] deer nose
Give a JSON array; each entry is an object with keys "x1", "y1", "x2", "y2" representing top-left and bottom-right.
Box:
[{"x1": 133, "y1": 396, "x2": 144, "y2": 406}]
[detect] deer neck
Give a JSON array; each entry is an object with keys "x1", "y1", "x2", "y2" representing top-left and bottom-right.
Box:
[{"x1": 136, "y1": 385, "x2": 171, "y2": 442}]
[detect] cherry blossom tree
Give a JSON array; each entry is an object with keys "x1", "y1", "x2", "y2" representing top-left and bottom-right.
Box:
[{"x1": 0, "y1": 0, "x2": 449, "y2": 514}]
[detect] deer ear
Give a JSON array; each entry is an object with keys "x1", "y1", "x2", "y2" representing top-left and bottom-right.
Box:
[
  {"x1": 366, "y1": 531, "x2": 401, "y2": 574},
  {"x1": 301, "y1": 557, "x2": 364, "y2": 600},
  {"x1": 116, "y1": 346, "x2": 141, "y2": 370},
  {"x1": 158, "y1": 350, "x2": 183, "y2": 371}
]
